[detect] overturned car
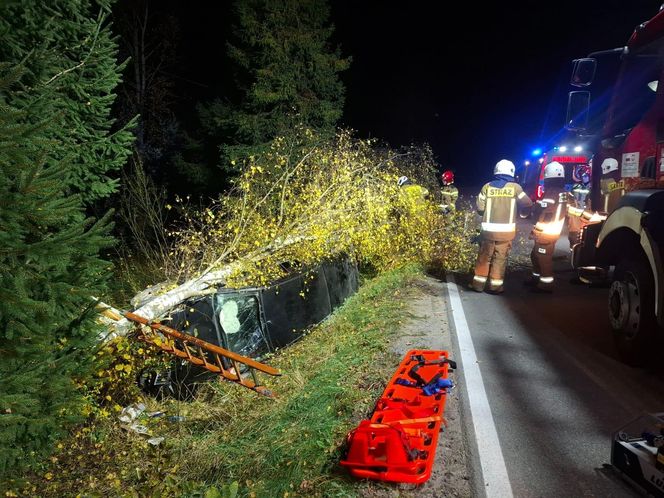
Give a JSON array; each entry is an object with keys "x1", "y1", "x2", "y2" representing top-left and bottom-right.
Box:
[{"x1": 137, "y1": 258, "x2": 359, "y2": 399}]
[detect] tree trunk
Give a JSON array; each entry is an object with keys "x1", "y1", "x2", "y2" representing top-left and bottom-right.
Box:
[{"x1": 106, "y1": 262, "x2": 238, "y2": 336}]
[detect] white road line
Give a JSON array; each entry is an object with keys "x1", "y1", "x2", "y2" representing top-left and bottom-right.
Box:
[{"x1": 446, "y1": 274, "x2": 514, "y2": 498}]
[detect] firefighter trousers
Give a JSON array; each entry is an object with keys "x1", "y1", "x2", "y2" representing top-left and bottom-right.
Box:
[
  {"x1": 567, "y1": 215, "x2": 581, "y2": 249},
  {"x1": 530, "y1": 239, "x2": 556, "y2": 290},
  {"x1": 472, "y1": 239, "x2": 512, "y2": 292}
]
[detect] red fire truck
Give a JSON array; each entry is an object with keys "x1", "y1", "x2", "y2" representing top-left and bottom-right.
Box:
[
  {"x1": 568, "y1": 6, "x2": 664, "y2": 369},
  {"x1": 521, "y1": 147, "x2": 590, "y2": 201},
  {"x1": 568, "y1": 10, "x2": 664, "y2": 493}
]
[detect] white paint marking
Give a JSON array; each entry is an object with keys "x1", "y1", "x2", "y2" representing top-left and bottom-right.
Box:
[{"x1": 446, "y1": 274, "x2": 514, "y2": 498}]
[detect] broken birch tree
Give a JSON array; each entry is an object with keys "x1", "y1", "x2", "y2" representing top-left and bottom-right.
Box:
[{"x1": 108, "y1": 129, "x2": 446, "y2": 335}]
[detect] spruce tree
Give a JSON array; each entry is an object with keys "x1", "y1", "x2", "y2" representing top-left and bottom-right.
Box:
[
  {"x1": 0, "y1": 0, "x2": 135, "y2": 206},
  {"x1": 201, "y1": 0, "x2": 350, "y2": 172},
  {"x1": 0, "y1": 66, "x2": 114, "y2": 477}
]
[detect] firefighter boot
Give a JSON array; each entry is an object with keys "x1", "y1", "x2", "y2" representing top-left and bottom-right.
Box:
[
  {"x1": 487, "y1": 278, "x2": 504, "y2": 294},
  {"x1": 533, "y1": 276, "x2": 554, "y2": 293},
  {"x1": 471, "y1": 275, "x2": 486, "y2": 292}
]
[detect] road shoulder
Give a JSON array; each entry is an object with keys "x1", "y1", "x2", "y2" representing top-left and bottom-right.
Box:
[{"x1": 359, "y1": 274, "x2": 472, "y2": 497}]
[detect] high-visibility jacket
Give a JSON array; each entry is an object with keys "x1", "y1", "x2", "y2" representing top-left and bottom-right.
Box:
[
  {"x1": 402, "y1": 184, "x2": 429, "y2": 202},
  {"x1": 599, "y1": 177, "x2": 625, "y2": 214},
  {"x1": 532, "y1": 190, "x2": 574, "y2": 244},
  {"x1": 571, "y1": 182, "x2": 591, "y2": 209},
  {"x1": 477, "y1": 179, "x2": 532, "y2": 241},
  {"x1": 440, "y1": 184, "x2": 459, "y2": 211},
  {"x1": 567, "y1": 183, "x2": 591, "y2": 236}
]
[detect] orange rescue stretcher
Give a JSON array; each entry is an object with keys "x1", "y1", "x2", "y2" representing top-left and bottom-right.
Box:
[{"x1": 340, "y1": 349, "x2": 456, "y2": 484}]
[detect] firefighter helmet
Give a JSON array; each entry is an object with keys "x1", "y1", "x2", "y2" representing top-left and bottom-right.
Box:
[
  {"x1": 494, "y1": 159, "x2": 515, "y2": 177},
  {"x1": 543, "y1": 161, "x2": 565, "y2": 179},
  {"x1": 441, "y1": 170, "x2": 454, "y2": 185},
  {"x1": 397, "y1": 175, "x2": 410, "y2": 187},
  {"x1": 600, "y1": 157, "x2": 619, "y2": 175}
]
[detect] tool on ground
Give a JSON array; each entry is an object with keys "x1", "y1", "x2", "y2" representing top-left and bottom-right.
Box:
[
  {"x1": 340, "y1": 349, "x2": 456, "y2": 484},
  {"x1": 612, "y1": 412, "x2": 664, "y2": 496},
  {"x1": 97, "y1": 305, "x2": 281, "y2": 397}
]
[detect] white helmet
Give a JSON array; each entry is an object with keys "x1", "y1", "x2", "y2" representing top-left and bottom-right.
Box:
[
  {"x1": 543, "y1": 161, "x2": 565, "y2": 179},
  {"x1": 601, "y1": 157, "x2": 618, "y2": 175},
  {"x1": 494, "y1": 159, "x2": 515, "y2": 177},
  {"x1": 397, "y1": 175, "x2": 409, "y2": 187}
]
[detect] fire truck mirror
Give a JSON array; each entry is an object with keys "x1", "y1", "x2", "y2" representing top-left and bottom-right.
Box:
[
  {"x1": 566, "y1": 91, "x2": 590, "y2": 131},
  {"x1": 601, "y1": 133, "x2": 627, "y2": 150},
  {"x1": 571, "y1": 58, "x2": 597, "y2": 87}
]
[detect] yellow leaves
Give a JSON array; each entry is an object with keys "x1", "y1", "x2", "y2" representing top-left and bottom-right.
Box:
[{"x1": 161, "y1": 128, "x2": 463, "y2": 287}]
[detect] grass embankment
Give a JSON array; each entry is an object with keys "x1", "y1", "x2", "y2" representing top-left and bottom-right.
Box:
[
  {"x1": 176, "y1": 263, "x2": 422, "y2": 497},
  {"x1": 14, "y1": 264, "x2": 423, "y2": 497}
]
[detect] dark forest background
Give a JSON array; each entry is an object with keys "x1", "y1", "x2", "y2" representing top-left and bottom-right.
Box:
[{"x1": 1, "y1": 0, "x2": 662, "y2": 486}]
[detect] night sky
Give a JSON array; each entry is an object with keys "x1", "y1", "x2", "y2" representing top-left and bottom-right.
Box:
[
  {"x1": 331, "y1": 0, "x2": 660, "y2": 187},
  {"x1": 162, "y1": 1, "x2": 662, "y2": 188}
]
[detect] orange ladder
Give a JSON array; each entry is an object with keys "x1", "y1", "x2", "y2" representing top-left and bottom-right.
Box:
[{"x1": 100, "y1": 307, "x2": 281, "y2": 397}]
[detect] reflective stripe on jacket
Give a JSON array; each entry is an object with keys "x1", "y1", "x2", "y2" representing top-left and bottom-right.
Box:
[
  {"x1": 441, "y1": 184, "x2": 459, "y2": 210},
  {"x1": 533, "y1": 191, "x2": 572, "y2": 243},
  {"x1": 477, "y1": 181, "x2": 532, "y2": 241},
  {"x1": 600, "y1": 178, "x2": 624, "y2": 214}
]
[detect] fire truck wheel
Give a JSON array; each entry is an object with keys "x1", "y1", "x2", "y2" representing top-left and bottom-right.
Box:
[{"x1": 608, "y1": 257, "x2": 656, "y2": 367}]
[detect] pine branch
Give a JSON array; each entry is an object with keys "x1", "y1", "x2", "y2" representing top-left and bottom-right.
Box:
[{"x1": 43, "y1": 9, "x2": 105, "y2": 86}]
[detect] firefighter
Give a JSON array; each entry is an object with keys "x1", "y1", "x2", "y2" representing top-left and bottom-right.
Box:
[
  {"x1": 398, "y1": 175, "x2": 429, "y2": 197},
  {"x1": 527, "y1": 161, "x2": 573, "y2": 292},
  {"x1": 599, "y1": 157, "x2": 625, "y2": 214},
  {"x1": 439, "y1": 170, "x2": 459, "y2": 213},
  {"x1": 472, "y1": 159, "x2": 533, "y2": 293},
  {"x1": 567, "y1": 162, "x2": 592, "y2": 249}
]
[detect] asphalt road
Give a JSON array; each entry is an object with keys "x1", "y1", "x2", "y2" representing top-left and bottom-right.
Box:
[{"x1": 447, "y1": 219, "x2": 664, "y2": 498}]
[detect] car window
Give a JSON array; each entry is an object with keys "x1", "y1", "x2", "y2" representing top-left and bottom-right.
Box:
[{"x1": 214, "y1": 293, "x2": 267, "y2": 357}]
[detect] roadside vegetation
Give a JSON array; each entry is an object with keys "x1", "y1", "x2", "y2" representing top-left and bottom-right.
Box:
[
  {"x1": 6, "y1": 265, "x2": 426, "y2": 497},
  {"x1": 0, "y1": 0, "x2": 480, "y2": 496},
  {"x1": 5, "y1": 122, "x2": 479, "y2": 493},
  {"x1": 1, "y1": 119, "x2": 479, "y2": 496}
]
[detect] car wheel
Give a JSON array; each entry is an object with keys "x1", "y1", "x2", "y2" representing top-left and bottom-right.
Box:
[
  {"x1": 608, "y1": 257, "x2": 656, "y2": 367},
  {"x1": 136, "y1": 361, "x2": 202, "y2": 401}
]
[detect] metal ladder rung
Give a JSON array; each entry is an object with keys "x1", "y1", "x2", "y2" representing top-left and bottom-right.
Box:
[{"x1": 124, "y1": 311, "x2": 280, "y2": 397}]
